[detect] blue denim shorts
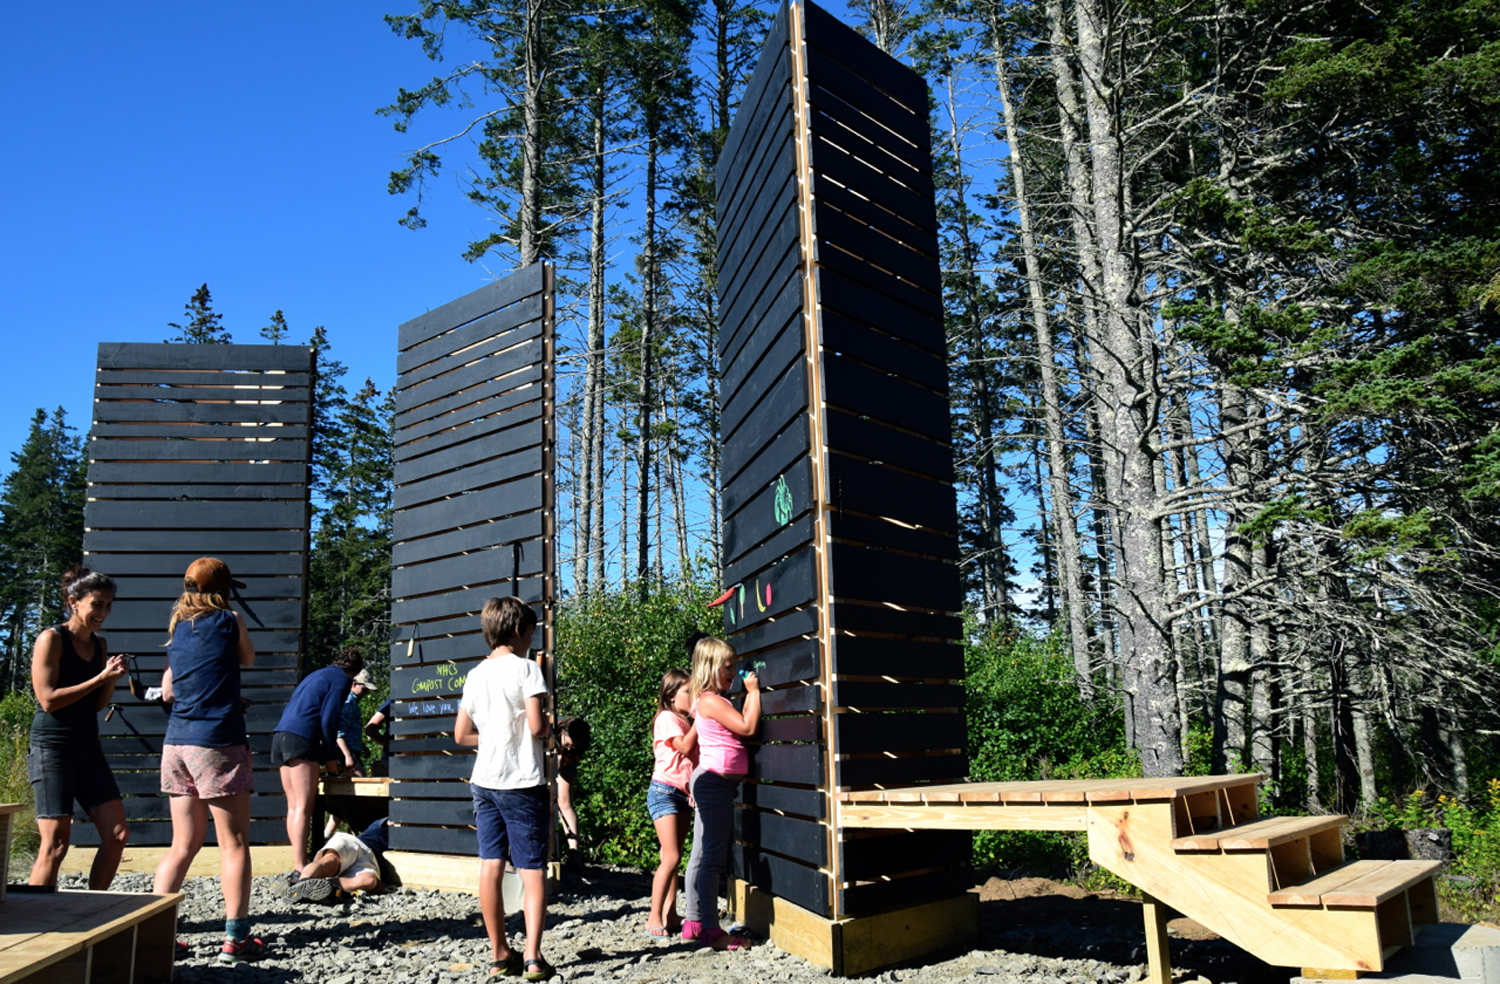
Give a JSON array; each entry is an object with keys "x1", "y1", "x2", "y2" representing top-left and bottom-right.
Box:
[
  {"x1": 647, "y1": 779, "x2": 690, "y2": 821},
  {"x1": 472, "y1": 783, "x2": 549, "y2": 869}
]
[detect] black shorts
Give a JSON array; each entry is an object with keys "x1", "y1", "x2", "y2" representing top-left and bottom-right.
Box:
[
  {"x1": 269, "y1": 730, "x2": 317, "y2": 768},
  {"x1": 29, "y1": 741, "x2": 121, "y2": 819}
]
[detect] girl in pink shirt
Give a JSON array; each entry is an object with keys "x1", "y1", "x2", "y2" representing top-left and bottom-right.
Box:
[{"x1": 646, "y1": 668, "x2": 697, "y2": 938}]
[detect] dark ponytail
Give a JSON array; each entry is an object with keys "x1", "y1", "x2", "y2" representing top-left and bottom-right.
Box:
[{"x1": 61, "y1": 566, "x2": 117, "y2": 611}]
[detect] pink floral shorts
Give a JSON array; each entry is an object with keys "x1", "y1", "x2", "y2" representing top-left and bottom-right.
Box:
[{"x1": 160, "y1": 744, "x2": 255, "y2": 799}]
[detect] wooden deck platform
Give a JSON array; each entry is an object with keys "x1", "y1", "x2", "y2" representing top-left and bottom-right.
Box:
[{"x1": 0, "y1": 890, "x2": 180, "y2": 984}]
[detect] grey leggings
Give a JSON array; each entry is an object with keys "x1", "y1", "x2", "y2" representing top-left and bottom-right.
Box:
[{"x1": 683, "y1": 766, "x2": 740, "y2": 929}]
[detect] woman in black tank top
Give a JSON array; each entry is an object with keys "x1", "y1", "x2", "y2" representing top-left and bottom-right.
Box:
[{"x1": 28, "y1": 566, "x2": 130, "y2": 889}]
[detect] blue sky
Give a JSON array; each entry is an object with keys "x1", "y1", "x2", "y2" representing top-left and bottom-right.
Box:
[{"x1": 0, "y1": 2, "x2": 517, "y2": 461}]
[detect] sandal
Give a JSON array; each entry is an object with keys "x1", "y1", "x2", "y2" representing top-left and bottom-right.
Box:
[
  {"x1": 489, "y1": 952, "x2": 523, "y2": 976},
  {"x1": 644, "y1": 925, "x2": 671, "y2": 938},
  {"x1": 522, "y1": 957, "x2": 555, "y2": 982},
  {"x1": 698, "y1": 927, "x2": 750, "y2": 951}
]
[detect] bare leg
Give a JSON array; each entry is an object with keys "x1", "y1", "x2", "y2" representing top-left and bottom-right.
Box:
[
  {"x1": 29, "y1": 817, "x2": 72, "y2": 887},
  {"x1": 153, "y1": 796, "x2": 208, "y2": 895},
  {"x1": 337, "y1": 870, "x2": 381, "y2": 893},
  {"x1": 87, "y1": 798, "x2": 130, "y2": 890},
  {"x1": 478, "y1": 858, "x2": 516, "y2": 965},
  {"x1": 298, "y1": 850, "x2": 343, "y2": 880},
  {"x1": 208, "y1": 792, "x2": 252, "y2": 920},
  {"x1": 279, "y1": 759, "x2": 320, "y2": 869},
  {"x1": 519, "y1": 866, "x2": 547, "y2": 962},
  {"x1": 649, "y1": 812, "x2": 685, "y2": 930}
]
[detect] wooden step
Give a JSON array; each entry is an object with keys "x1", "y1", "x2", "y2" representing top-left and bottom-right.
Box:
[
  {"x1": 1172, "y1": 813, "x2": 1345, "y2": 851},
  {"x1": 1322, "y1": 860, "x2": 1442, "y2": 908},
  {"x1": 1268, "y1": 859, "x2": 1395, "y2": 905}
]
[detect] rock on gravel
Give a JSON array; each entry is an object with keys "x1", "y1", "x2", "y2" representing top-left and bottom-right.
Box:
[{"x1": 60, "y1": 867, "x2": 1259, "y2": 983}]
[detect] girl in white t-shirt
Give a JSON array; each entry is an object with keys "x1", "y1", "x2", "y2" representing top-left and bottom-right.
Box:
[{"x1": 646, "y1": 668, "x2": 697, "y2": 938}]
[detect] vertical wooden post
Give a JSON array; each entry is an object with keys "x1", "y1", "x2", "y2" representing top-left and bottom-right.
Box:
[{"x1": 1142, "y1": 891, "x2": 1173, "y2": 984}]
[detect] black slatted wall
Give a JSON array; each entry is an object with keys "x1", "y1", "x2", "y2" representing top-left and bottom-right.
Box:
[
  {"x1": 80, "y1": 342, "x2": 314, "y2": 846},
  {"x1": 717, "y1": 0, "x2": 969, "y2": 920},
  {"x1": 387, "y1": 263, "x2": 555, "y2": 856}
]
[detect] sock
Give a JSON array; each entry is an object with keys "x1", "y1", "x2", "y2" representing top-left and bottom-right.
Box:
[{"x1": 226, "y1": 917, "x2": 251, "y2": 942}]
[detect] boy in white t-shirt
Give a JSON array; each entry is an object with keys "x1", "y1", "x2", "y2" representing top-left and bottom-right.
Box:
[{"x1": 455, "y1": 596, "x2": 553, "y2": 981}]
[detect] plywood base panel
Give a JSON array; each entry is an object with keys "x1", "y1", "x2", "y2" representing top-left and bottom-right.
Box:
[
  {"x1": 382, "y1": 852, "x2": 560, "y2": 897},
  {"x1": 61, "y1": 845, "x2": 297, "y2": 880},
  {"x1": 729, "y1": 879, "x2": 977, "y2": 976}
]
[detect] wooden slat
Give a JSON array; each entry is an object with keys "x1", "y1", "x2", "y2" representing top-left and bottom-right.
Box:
[
  {"x1": 396, "y1": 262, "x2": 543, "y2": 350},
  {"x1": 1268, "y1": 860, "x2": 1392, "y2": 906},
  {"x1": 1321, "y1": 860, "x2": 1443, "y2": 908},
  {"x1": 393, "y1": 364, "x2": 543, "y2": 434},
  {"x1": 98, "y1": 342, "x2": 311, "y2": 372},
  {"x1": 397, "y1": 291, "x2": 544, "y2": 376},
  {"x1": 1173, "y1": 814, "x2": 1346, "y2": 852}
]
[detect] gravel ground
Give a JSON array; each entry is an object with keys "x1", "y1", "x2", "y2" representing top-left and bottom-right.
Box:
[{"x1": 60, "y1": 867, "x2": 1278, "y2": 984}]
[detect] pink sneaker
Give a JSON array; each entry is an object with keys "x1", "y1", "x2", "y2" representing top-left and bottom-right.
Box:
[{"x1": 680, "y1": 920, "x2": 702, "y2": 942}]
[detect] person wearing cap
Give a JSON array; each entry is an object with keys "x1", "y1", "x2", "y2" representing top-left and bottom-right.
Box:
[
  {"x1": 335, "y1": 669, "x2": 373, "y2": 777},
  {"x1": 270, "y1": 645, "x2": 365, "y2": 870},
  {"x1": 150, "y1": 557, "x2": 265, "y2": 964}
]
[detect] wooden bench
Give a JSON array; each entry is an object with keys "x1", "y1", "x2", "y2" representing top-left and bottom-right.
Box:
[{"x1": 0, "y1": 890, "x2": 180, "y2": 984}]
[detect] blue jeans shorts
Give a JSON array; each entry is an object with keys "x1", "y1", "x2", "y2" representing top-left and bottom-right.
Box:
[
  {"x1": 29, "y1": 741, "x2": 120, "y2": 819},
  {"x1": 472, "y1": 783, "x2": 549, "y2": 869},
  {"x1": 647, "y1": 780, "x2": 690, "y2": 821}
]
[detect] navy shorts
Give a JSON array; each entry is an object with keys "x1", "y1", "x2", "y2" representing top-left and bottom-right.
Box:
[
  {"x1": 472, "y1": 783, "x2": 549, "y2": 869},
  {"x1": 647, "y1": 780, "x2": 689, "y2": 821},
  {"x1": 269, "y1": 730, "x2": 316, "y2": 768},
  {"x1": 29, "y1": 741, "x2": 121, "y2": 819}
]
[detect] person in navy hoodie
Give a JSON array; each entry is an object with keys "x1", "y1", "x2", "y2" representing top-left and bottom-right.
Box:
[{"x1": 271, "y1": 646, "x2": 364, "y2": 869}]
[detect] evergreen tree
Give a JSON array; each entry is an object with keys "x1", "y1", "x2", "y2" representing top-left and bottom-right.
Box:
[
  {"x1": 165, "y1": 283, "x2": 231, "y2": 344},
  {"x1": 260, "y1": 310, "x2": 290, "y2": 344}
]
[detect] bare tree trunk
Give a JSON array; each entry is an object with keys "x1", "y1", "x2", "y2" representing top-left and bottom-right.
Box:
[
  {"x1": 519, "y1": 0, "x2": 544, "y2": 266},
  {"x1": 580, "y1": 79, "x2": 609, "y2": 596},
  {"x1": 635, "y1": 128, "x2": 659, "y2": 588},
  {"x1": 1302, "y1": 665, "x2": 1323, "y2": 811},
  {"x1": 1075, "y1": 0, "x2": 1180, "y2": 774}
]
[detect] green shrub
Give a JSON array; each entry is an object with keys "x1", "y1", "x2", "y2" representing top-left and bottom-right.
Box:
[
  {"x1": 0, "y1": 691, "x2": 38, "y2": 868},
  {"x1": 1371, "y1": 780, "x2": 1500, "y2": 921},
  {"x1": 555, "y1": 577, "x2": 721, "y2": 867}
]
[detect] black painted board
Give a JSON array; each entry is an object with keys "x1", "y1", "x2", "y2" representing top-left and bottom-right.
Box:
[
  {"x1": 834, "y1": 680, "x2": 964, "y2": 710},
  {"x1": 826, "y1": 455, "x2": 957, "y2": 533},
  {"x1": 802, "y1": 2, "x2": 926, "y2": 115},
  {"x1": 720, "y1": 373, "x2": 807, "y2": 484},
  {"x1": 390, "y1": 798, "x2": 476, "y2": 827},
  {"x1": 86, "y1": 463, "x2": 308, "y2": 487},
  {"x1": 823, "y1": 411, "x2": 952, "y2": 483},
  {"x1": 827, "y1": 510, "x2": 959, "y2": 561},
  {"x1": 720, "y1": 272, "x2": 803, "y2": 408},
  {"x1": 90, "y1": 387, "x2": 310, "y2": 406},
  {"x1": 811, "y1": 173, "x2": 939, "y2": 263},
  {"x1": 735, "y1": 809, "x2": 827, "y2": 866},
  {"x1": 86, "y1": 484, "x2": 305, "y2": 502},
  {"x1": 722, "y1": 415, "x2": 808, "y2": 516},
  {"x1": 390, "y1": 782, "x2": 472, "y2": 802},
  {"x1": 392, "y1": 542, "x2": 542, "y2": 600},
  {"x1": 841, "y1": 829, "x2": 971, "y2": 882},
  {"x1": 398, "y1": 263, "x2": 544, "y2": 350},
  {"x1": 395, "y1": 336, "x2": 543, "y2": 415},
  {"x1": 748, "y1": 743, "x2": 821, "y2": 784},
  {"x1": 811, "y1": 146, "x2": 938, "y2": 254},
  {"x1": 759, "y1": 683, "x2": 821, "y2": 716},
  {"x1": 723, "y1": 515, "x2": 813, "y2": 589},
  {"x1": 105, "y1": 600, "x2": 300, "y2": 633},
  {"x1": 807, "y1": 97, "x2": 927, "y2": 186},
  {"x1": 721, "y1": 455, "x2": 812, "y2": 568},
  {"x1": 100, "y1": 733, "x2": 274, "y2": 756},
  {"x1": 720, "y1": 336, "x2": 805, "y2": 465},
  {"x1": 720, "y1": 287, "x2": 802, "y2": 428},
  {"x1": 393, "y1": 482, "x2": 542, "y2": 542},
  {"x1": 88, "y1": 440, "x2": 309, "y2": 464},
  {"x1": 820, "y1": 311, "x2": 946, "y2": 395},
  {"x1": 103, "y1": 633, "x2": 300, "y2": 659},
  {"x1": 85, "y1": 499, "x2": 306, "y2": 532},
  {"x1": 831, "y1": 635, "x2": 964, "y2": 681},
  {"x1": 391, "y1": 660, "x2": 481, "y2": 700},
  {"x1": 394, "y1": 368, "x2": 544, "y2": 443},
  {"x1": 716, "y1": 13, "x2": 791, "y2": 197},
  {"x1": 815, "y1": 207, "x2": 938, "y2": 298},
  {"x1": 391, "y1": 713, "x2": 460, "y2": 737},
  {"x1": 840, "y1": 866, "x2": 973, "y2": 917},
  {"x1": 92, "y1": 401, "x2": 308, "y2": 425},
  {"x1": 828, "y1": 544, "x2": 961, "y2": 613},
  {"x1": 395, "y1": 446, "x2": 543, "y2": 511},
  {"x1": 731, "y1": 843, "x2": 829, "y2": 918},
  {"x1": 392, "y1": 511, "x2": 543, "y2": 569},
  {"x1": 393, "y1": 408, "x2": 543, "y2": 475},
  {"x1": 389, "y1": 824, "x2": 479, "y2": 856},
  {"x1": 74, "y1": 820, "x2": 286, "y2": 848},
  {"x1": 390, "y1": 754, "x2": 476, "y2": 781},
  {"x1": 725, "y1": 605, "x2": 816, "y2": 656},
  {"x1": 111, "y1": 575, "x2": 301, "y2": 600},
  {"x1": 391, "y1": 576, "x2": 542, "y2": 626},
  {"x1": 96, "y1": 370, "x2": 310, "y2": 389},
  {"x1": 114, "y1": 770, "x2": 283, "y2": 796},
  {"x1": 760, "y1": 715, "x2": 819, "y2": 743},
  {"x1": 740, "y1": 782, "x2": 825, "y2": 819},
  {"x1": 717, "y1": 232, "x2": 802, "y2": 374},
  {"x1": 394, "y1": 604, "x2": 541, "y2": 649},
  {"x1": 822, "y1": 356, "x2": 948, "y2": 447},
  {"x1": 85, "y1": 553, "x2": 306, "y2": 577},
  {"x1": 388, "y1": 632, "x2": 487, "y2": 668},
  {"x1": 717, "y1": 137, "x2": 797, "y2": 305},
  {"x1": 91, "y1": 424, "x2": 310, "y2": 442},
  {"x1": 836, "y1": 753, "x2": 967, "y2": 786},
  {"x1": 835, "y1": 712, "x2": 964, "y2": 754},
  {"x1": 97, "y1": 701, "x2": 283, "y2": 737},
  {"x1": 717, "y1": 547, "x2": 815, "y2": 636},
  {"x1": 829, "y1": 603, "x2": 962, "y2": 640},
  {"x1": 98, "y1": 343, "x2": 313, "y2": 373},
  {"x1": 730, "y1": 637, "x2": 819, "y2": 688},
  {"x1": 816, "y1": 244, "x2": 942, "y2": 327},
  {"x1": 398, "y1": 292, "x2": 544, "y2": 377},
  {"x1": 816, "y1": 268, "x2": 944, "y2": 360}
]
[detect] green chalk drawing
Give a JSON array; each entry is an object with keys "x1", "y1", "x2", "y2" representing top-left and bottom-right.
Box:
[{"x1": 773, "y1": 474, "x2": 793, "y2": 526}]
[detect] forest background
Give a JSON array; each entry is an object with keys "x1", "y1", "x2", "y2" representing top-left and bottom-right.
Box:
[{"x1": 1, "y1": 0, "x2": 1498, "y2": 911}]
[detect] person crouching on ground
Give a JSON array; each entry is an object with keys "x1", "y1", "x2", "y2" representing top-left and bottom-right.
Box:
[
  {"x1": 151, "y1": 557, "x2": 263, "y2": 964},
  {"x1": 271, "y1": 647, "x2": 363, "y2": 870},
  {"x1": 284, "y1": 817, "x2": 388, "y2": 903},
  {"x1": 456, "y1": 596, "x2": 554, "y2": 982}
]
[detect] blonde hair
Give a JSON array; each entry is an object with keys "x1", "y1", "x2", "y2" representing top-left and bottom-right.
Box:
[
  {"x1": 689, "y1": 636, "x2": 736, "y2": 700},
  {"x1": 167, "y1": 591, "x2": 231, "y2": 639}
]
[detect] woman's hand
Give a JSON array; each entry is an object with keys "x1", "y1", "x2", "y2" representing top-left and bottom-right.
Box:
[{"x1": 99, "y1": 654, "x2": 128, "y2": 685}]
